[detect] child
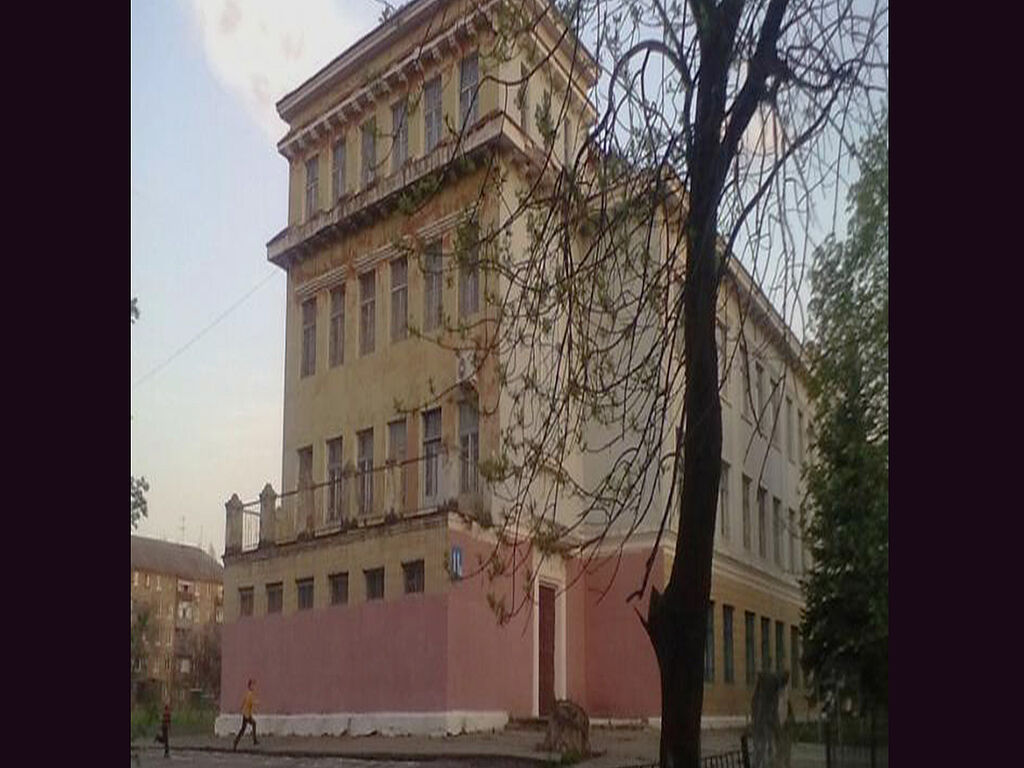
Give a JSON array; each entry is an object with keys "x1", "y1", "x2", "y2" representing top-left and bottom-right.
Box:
[{"x1": 153, "y1": 701, "x2": 171, "y2": 758}]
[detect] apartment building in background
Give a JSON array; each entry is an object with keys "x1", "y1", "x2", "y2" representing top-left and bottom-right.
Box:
[
  {"x1": 131, "y1": 535, "x2": 224, "y2": 704},
  {"x1": 218, "y1": 0, "x2": 814, "y2": 736}
]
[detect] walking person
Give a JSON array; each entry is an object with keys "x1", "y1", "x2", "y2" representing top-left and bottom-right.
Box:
[
  {"x1": 153, "y1": 700, "x2": 171, "y2": 758},
  {"x1": 233, "y1": 679, "x2": 259, "y2": 750}
]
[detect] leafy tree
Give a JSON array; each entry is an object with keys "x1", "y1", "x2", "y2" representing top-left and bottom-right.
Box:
[
  {"x1": 131, "y1": 297, "x2": 149, "y2": 530},
  {"x1": 800, "y1": 115, "x2": 888, "y2": 721}
]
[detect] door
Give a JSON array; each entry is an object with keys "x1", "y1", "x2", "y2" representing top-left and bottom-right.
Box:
[{"x1": 539, "y1": 584, "x2": 555, "y2": 717}]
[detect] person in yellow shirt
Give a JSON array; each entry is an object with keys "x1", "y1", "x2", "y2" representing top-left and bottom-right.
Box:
[{"x1": 232, "y1": 679, "x2": 259, "y2": 750}]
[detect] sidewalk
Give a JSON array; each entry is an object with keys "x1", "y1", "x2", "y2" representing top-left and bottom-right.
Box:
[{"x1": 149, "y1": 723, "x2": 749, "y2": 768}]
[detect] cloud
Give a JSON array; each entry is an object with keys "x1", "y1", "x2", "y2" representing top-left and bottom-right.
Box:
[{"x1": 188, "y1": 0, "x2": 372, "y2": 142}]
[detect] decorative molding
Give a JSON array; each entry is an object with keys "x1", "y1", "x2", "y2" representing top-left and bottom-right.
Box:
[{"x1": 293, "y1": 210, "x2": 466, "y2": 301}]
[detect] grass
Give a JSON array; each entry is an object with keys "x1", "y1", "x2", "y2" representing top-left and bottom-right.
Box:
[{"x1": 131, "y1": 704, "x2": 218, "y2": 739}]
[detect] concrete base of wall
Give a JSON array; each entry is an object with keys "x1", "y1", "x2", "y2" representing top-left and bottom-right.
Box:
[
  {"x1": 644, "y1": 716, "x2": 750, "y2": 731},
  {"x1": 214, "y1": 711, "x2": 510, "y2": 738}
]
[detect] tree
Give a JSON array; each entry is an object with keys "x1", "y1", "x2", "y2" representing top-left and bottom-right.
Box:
[
  {"x1": 131, "y1": 297, "x2": 149, "y2": 530},
  {"x1": 800, "y1": 115, "x2": 888, "y2": 723},
  {"x1": 413, "y1": 3, "x2": 889, "y2": 766}
]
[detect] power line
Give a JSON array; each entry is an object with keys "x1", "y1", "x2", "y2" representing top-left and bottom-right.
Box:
[{"x1": 131, "y1": 270, "x2": 278, "y2": 391}]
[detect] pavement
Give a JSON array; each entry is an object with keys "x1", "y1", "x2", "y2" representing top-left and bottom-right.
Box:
[{"x1": 133, "y1": 724, "x2": 851, "y2": 768}]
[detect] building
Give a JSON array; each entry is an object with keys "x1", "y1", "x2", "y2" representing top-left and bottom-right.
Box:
[
  {"x1": 218, "y1": 0, "x2": 814, "y2": 737},
  {"x1": 131, "y1": 535, "x2": 224, "y2": 705}
]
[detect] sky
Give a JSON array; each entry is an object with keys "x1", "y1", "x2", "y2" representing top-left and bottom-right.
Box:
[
  {"x1": 131, "y1": 0, "x2": 382, "y2": 555},
  {"x1": 131, "y1": 0, "x2": 880, "y2": 559}
]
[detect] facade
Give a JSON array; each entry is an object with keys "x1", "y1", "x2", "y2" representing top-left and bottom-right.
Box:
[
  {"x1": 131, "y1": 535, "x2": 225, "y2": 704},
  {"x1": 219, "y1": 0, "x2": 813, "y2": 737}
]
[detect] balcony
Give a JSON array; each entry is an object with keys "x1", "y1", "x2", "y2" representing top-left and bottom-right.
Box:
[{"x1": 268, "y1": 113, "x2": 509, "y2": 268}]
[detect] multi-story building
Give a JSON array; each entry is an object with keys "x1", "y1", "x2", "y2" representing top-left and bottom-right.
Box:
[
  {"x1": 218, "y1": 0, "x2": 813, "y2": 736},
  {"x1": 131, "y1": 535, "x2": 224, "y2": 704}
]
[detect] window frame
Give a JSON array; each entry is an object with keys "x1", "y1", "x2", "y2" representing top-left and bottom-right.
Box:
[
  {"x1": 361, "y1": 119, "x2": 376, "y2": 187},
  {"x1": 329, "y1": 572, "x2": 349, "y2": 606},
  {"x1": 391, "y1": 257, "x2": 408, "y2": 342},
  {"x1": 459, "y1": 52, "x2": 479, "y2": 128},
  {"x1": 305, "y1": 154, "x2": 319, "y2": 219},
  {"x1": 332, "y1": 138, "x2": 346, "y2": 202},
  {"x1": 357, "y1": 428, "x2": 374, "y2": 516},
  {"x1": 723, "y1": 605, "x2": 735, "y2": 684},
  {"x1": 296, "y1": 577, "x2": 314, "y2": 611},
  {"x1": 459, "y1": 400, "x2": 479, "y2": 493},
  {"x1": 391, "y1": 98, "x2": 408, "y2": 173},
  {"x1": 266, "y1": 582, "x2": 283, "y2": 615},
  {"x1": 742, "y1": 474, "x2": 752, "y2": 550},
  {"x1": 329, "y1": 285, "x2": 345, "y2": 367},
  {"x1": 301, "y1": 297, "x2": 317, "y2": 377},
  {"x1": 239, "y1": 587, "x2": 254, "y2": 618},
  {"x1": 718, "y1": 461, "x2": 730, "y2": 539},
  {"x1": 365, "y1": 567, "x2": 385, "y2": 601},
  {"x1": 424, "y1": 76, "x2": 442, "y2": 153},
  {"x1": 359, "y1": 270, "x2": 376, "y2": 356},
  {"x1": 402, "y1": 559, "x2": 425, "y2": 594},
  {"x1": 423, "y1": 241, "x2": 443, "y2": 332},
  {"x1": 327, "y1": 437, "x2": 343, "y2": 521},
  {"x1": 423, "y1": 407, "x2": 442, "y2": 502}
]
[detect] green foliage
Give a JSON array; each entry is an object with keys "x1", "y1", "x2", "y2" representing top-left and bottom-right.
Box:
[
  {"x1": 801, "y1": 113, "x2": 889, "y2": 715},
  {"x1": 131, "y1": 476, "x2": 149, "y2": 531}
]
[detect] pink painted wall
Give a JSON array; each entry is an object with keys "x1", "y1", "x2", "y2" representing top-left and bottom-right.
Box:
[
  {"x1": 565, "y1": 558, "x2": 588, "y2": 708},
  {"x1": 584, "y1": 549, "x2": 665, "y2": 718},
  {"x1": 445, "y1": 531, "x2": 534, "y2": 716},
  {"x1": 222, "y1": 595, "x2": 448, "y2": 714}
]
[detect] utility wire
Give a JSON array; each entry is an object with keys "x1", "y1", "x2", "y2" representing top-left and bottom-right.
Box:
[{"x1": 131, "y1": 270, "x2": 278, "y2": 391}]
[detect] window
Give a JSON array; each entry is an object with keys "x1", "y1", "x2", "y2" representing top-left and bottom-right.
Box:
[
  {"x1": 797, "y1": 409, "x2": 805, "y2": 464},
  {"x1": 391, "y1": 258, "x2": 408, "y2": 341},
  {"x1": 305, "y1": 155, "x2": 319, "y2": 218},
  {"x1": 789, "y1": 508, "x2": 798, "y2": 572},
  {"x1": 723, "y1": 605, "x2": 735, "y2": 684},
  {"x1": 773, "y1": 497, "x2": 783, "y2": 566},
  {"x1": 332, "y1": 138, "x2": 346, "y2": 202},
  {"x1": 146, "y1": 573, "x2": 151, "y2": 589},
  {"x1": 755, "y1": 361, "x2": 765, "y2": 418},
  {"x1": 327, "y1": 437, "x2": 343, "y2": 521},
  {"x1": 180, "y1": 658, "x2": 191, "y2": 674},
  {"x1": 267, "y1": 583, "x2": 283, "y2": 614},
  {"x1": 460, "y1": 52, "x2": 479, "y2": 128},
  {"x1": 424, "y1": 76, "x2": 442, "y2": 152},
  {"x1": 704, "y1": 601, "x2": 715, "y2": 683},
  {"x1": 761, "y1": 617, "x2": 771, "y2": 672},
  {"x1": 718, "y1": 461, "x2": 730, "y2": 539},
  {"x1": 745, "y1": 611, "x2": 756, "y2": 685},
  {"x1": 518, "y1": 63, "x2": 530, "y2": 132},
  {"x1": 741, "y1": 346, "x2": 752, "y2": 419},
  {"x1": 359, "y1": 271, "x2": 375, "y2": 355},
  {"x1": 365, "y1": 567, "x2": 385, "y2": 601},
  {"x1": 301, "y1": 298, "x2": 317, "y2": 377},
  {"x1": 717, "y1": 322, "x2": 728, "y2": 391},
  {"x1": 757, "y1": 487, "x2": 767, "y2": 558},
  {"x1": 786, "y1": 396, "x2": 794, "y2": 460},
  {"x1": 423, "y1": 408, "x2": 442, "y2": 501},
  {"x1": 388, "y1": 418, "x2": 407, "y2": 511},
  {"x1": 329, "y1": 286, "x2": 345, "y2": 366},
  {"x1": 459, "y1": 400, "x2": 479, "y2": 493},
  {"x1": 459, "y1": 242, "x2": 479, "y2": 318},
  {"x1": 423, "y1": 241, "x2": 443, "y2": 331},
  {"x1": 391, "y1": 99, "x2": 408, "y2": 172},
  {"x1": 361, "y1": 119, "x2": 376, "y2": 186},
  {"x1": 403, "y1": 560, "x2": 425, "y2": 594},
  {"x1": 239, "y1": 587, "x2": 254, "y2": 617},
  {"x1": 790, "y1": 626, "x2": 801, "y2": 687},
  {"x1": 133, "y1": 571, "x2": 139, "y2": 587},
  {"x1": 776, "y1": 621, "x2": 785, "y2": 674},
  {"x1": 297, "y1": 578, "x2": 314, "y2": 611},
  {"x1": 329, "y1": 572, "x2": 349, "y2": 605},
  {"x1": 771, "y1": 375, "x2": 782, "y2": 448},
  {"x1": 357, "y1": 428, "x2": 374, "y2": 516},
  {"x1": 742, "y1": 475, "x2": 752, "y2": 550},
  {"x1": 298, "y1": 446, "x2": 313, "y2": 491}
]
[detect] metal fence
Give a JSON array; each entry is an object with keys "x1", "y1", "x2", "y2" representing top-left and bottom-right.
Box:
[
  {"x1": 628, "y1": 739, "x2": 751, "y2": 768},
  {"x1": 826, "y1": 738, "x2": 888, "y2": 768}
]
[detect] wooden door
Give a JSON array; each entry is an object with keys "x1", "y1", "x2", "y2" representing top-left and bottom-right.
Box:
[{"x1": 539, "y1": 584, "x2": 555, "y2": 717}]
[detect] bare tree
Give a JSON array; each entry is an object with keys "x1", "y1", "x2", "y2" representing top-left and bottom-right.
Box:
[{"x1": 389, "y1": 2, "x2": 888, "y2": 766}]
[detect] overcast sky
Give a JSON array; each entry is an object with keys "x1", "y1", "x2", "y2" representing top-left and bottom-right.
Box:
[{"x1": 131, "y1": 0, "x2": 381, "y2": 555}]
